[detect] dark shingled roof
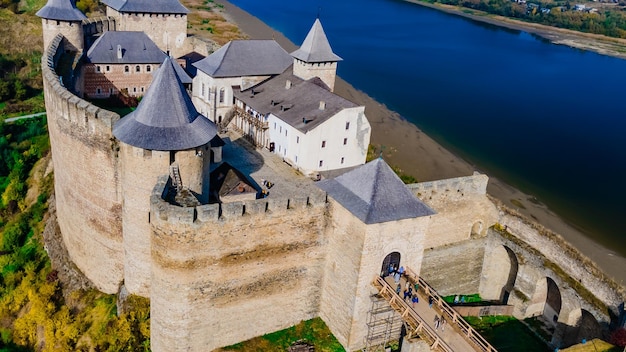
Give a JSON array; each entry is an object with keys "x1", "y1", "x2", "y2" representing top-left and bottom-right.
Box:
[
  {"x1": 113, "y1": 57, "x2": 217, "y2": 151},
  {"x1": 317, "y1": 158, "x2": 435, "y2": 224},
  {"x1": 86, "y1": 31, "x2": 167, "y2": 64},
  {"x1": 36, "y1": 0, "x2": 86, "y2": 21},
  {"x1": 291, "y1": 19, "x2": 342, "y2": 63},
  {"x1": 102, "y1": 0, "x2": 188, "y2": 14},
  {"x1": 233, "y1": 68, "x2": 357, "y2": 134},
  {"x1": 193, "y1": 40, "x2": 293, "y2": 78},
  {"x1": 210, "y1": 162, "x2": 260, "y2": 202},
  {"x1": 153, "y1": 57, "x2": 192, "y2": 84}
]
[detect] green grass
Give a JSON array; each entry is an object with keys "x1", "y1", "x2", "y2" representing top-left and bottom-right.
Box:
[
  {"x1": 218, "y1": 317, "x2": 345, "y2": 352},
  {"x1": 442, "y1": 293, "x2": 483, "y2": 304},
  {"x1": 465, "y1": 316, "x2": 550, "y2": 352}
]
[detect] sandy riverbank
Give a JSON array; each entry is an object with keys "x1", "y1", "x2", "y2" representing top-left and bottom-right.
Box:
[{"x1": 216, "y1": 0, "x2": 626, "y2": 285}]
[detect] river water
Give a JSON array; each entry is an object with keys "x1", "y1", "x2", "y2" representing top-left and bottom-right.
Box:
[{"x1": 228, "y1": 0, "x2": 626, "y2": 257}]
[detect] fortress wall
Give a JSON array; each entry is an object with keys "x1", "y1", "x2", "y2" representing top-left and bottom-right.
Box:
[
  {"x1": 409, "y1": 174, "x2": 499, "y2": 248},
  {"x1": 292, "y1": 60, "x2": 338, "y2": 92},
  {"x1": 41, "y1": 19, "x2": 83, "y2": 52},
  {"x1": 420, "y1": 237, "x2": 488, "y2": 296},
  {"x1": 318, "y1": 200, "x2": 367, "y2": 350},
  {"x1": 119, "y1": 145, "x2": 170, "y2": 297},
  {"x1": 495, "y1": 203, "x2": 626, "y2": 316},
  {"x1": 42, "y1": 35, "x2": 124, "y2": 294},
  {"x1": 82, "y1": 16, "x2": 116, "y2": 49},
  {"x1": 149, "y1": 178, "x2": 329, "y2": 351}
]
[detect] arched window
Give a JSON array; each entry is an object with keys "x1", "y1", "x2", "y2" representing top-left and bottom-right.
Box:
[
  {"x1": 219, "y1": 88, "x2": 225, "y2": 103},
  {"x1": 146, "y1": 65, "x2": 151, "y2": 72},
  {"x1": 135, "y1": 65, "x2": 140, "y2": 72},
  {"x1": 124, "y1": 65, "x2": 129, "y2": 73}
]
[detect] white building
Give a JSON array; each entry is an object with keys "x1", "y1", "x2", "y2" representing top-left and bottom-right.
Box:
[{"x1": 193, "y1": 19, "x2": 371, "y2": 176}]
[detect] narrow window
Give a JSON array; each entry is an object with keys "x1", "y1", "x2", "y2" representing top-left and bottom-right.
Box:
[
  {"x1": 319, "y1": 160, "x2": 323, "y2": 167},
  {"x1": 279, "y1": 126, "x2": 282, "y2": 133},
  {"x1": 285, "y1": 130, "x2": 287, "y2": 137},
  {"x1": 296, "y1": 136, "x2": 299, "y2": 144},
  {"x1": 274, "y1": 122, "x2": 276, "y2": 130},
  {"x1": 109, "y1": 88, "x2": 113, "y2": 94},
  {"x1": 295, "y1": 156, "x2": 298, "y2": 162},
  {"x1": 321, "y1": 141, "x2": 326, "y2": 148},
  {"x1": 106, "y1": 65, "x2": 110, "y2": 72},
  {"x1": 345, "y1": 122, "x2": 350, "y2": 130},
  {"x1": 135, "y1": 65, "x2": 140, "y2": 72},
  {"x1": 96, "y1": 65, "x2": 101, "y2": 72},
  {"x1": 96, "y1": 87, "x2": 101, "y2": 94},
  {"x1": 146, "y1": 65, "x2": 151, "y2": 72},
  {"x1": 219, "y1": 88, "x2": 225, "y2": 103},
  {"x1": 341, "y1": 157, "x2": 344, "y2": 164},
  {"x1": 124, "y1": 65, "x2": 129, "y2": 73},
  {"x1": 141, "y1": 87, "x2": 144, "y2": 92},
  {"x1": 201, "y1": 83, "x2": 205, "y2": 97},
  {"x1": 133, "y1": 87, "x2": 137, "y2": 93},
  {"x1": 343, "y1": 138, "x2": 347, "y2": 145}
]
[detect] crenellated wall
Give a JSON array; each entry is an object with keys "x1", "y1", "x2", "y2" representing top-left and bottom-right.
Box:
[
  {"x1": 149, "y1": 176, "x2": 329, "y2": 351},
  {"x1": 42, "y1": 34, "x2": 124, "y2": 294},
  {"x1": 409, "y1": 173, "x2": 499, "y2": 249}
]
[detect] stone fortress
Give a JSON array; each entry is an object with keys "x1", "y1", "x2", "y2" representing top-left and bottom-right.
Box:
[{"x1": 35, "y1": 0, "x2": 625, "y2": 350}]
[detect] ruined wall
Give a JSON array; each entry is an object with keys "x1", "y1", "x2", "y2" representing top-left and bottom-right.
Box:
[
  {"x1": 150, "y1": 177, "x2": 328, "y2": 352},
  {"x1": 42, "y1": 34, "x2": 123, "y2": 294},
  {"x1": 409, "y1": 173, "x2": 499, "y2": 249}
]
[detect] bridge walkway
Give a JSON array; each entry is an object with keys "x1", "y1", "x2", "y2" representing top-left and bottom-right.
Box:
[{"x1": 373, "y1": 269, "x2": 498, "y2": 352}]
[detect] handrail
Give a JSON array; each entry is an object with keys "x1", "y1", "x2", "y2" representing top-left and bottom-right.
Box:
[
  {"x1": 373, "y1": 276, "x2": 454, "y2": 352},
  {"x1": 404, "y1": 267, "x2": 498, "y2": 352}
]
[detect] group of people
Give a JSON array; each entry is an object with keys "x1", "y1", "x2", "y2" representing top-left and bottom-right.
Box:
[{"x1": 433, "y1": 315, "x2": 446, "y2": 331}]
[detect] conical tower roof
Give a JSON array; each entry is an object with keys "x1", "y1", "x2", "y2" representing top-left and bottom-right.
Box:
[
  {"x1": 317, "y1": 158, "x2": 434, "y2": 224},
  {"x1": 36, "y1": 0, "x2": 86, "y2": 21},
  {"x1": 291, "y1": 19, "x2": 342, "y2": 63},
  {"x1": 113, "y1": 57, "x2": 217, "y2": 151}
]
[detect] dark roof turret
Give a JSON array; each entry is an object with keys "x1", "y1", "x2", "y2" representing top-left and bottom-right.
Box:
[
  {"x1": 290, "y1": 19, "x2": 342, "y2": 63},
  {"x1": 36, "y1": 0, "x2": 87, "y2": 21},
  {"x1": 317, "y1": 158, "x2": 435, "y2": 224},
  {"x1": 113, "y1": 57, "x2": 217, "y2": 151}
]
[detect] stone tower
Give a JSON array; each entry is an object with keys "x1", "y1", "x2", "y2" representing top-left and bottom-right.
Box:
[
  {"x1": 101, "y1": 0, "x2": 189, "y2": 58},
  {"x1": 112, "y1": 57, "x2": 217, "y2": 296},
  {"x1": 36, "y1": 0, "x2": 86, "y2": 52},
  {"x1": 291, "y1": 18, "x2": 342, "y2": 92}
]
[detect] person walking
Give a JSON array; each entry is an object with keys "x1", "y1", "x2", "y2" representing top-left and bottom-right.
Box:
[
  {"x1": 428, "y1": 296, "x2": 434, "y2": 308},
  {"x1": 434, "y1": 315, "x2": 440, "y2": 330},
  {"x1": 396, "y1": 283, "x2": 402, "y2": 295},
  {"x1": 411, "y1": 294, "x2": 418, "y2": 307},
  {"x1": 441, "y1": 317, "x2": 446, "y2": 331}
]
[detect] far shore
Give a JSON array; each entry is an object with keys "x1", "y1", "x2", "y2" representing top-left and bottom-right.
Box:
[
  {"x1": 401, "y1": 0, "x2": 626, "y2": 60},
  {"x1": 216, "y1": 0, "x2": 626, "y2": 286}
]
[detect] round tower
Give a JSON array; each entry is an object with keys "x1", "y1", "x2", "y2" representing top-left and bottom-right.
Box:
[
  {"x1": 36, "y1": 0, "x2": 86, "y2": 52},
  {"x1": 112, "y1": 57, "x2": 217, "y2": 296},
  {"x1": 291, "y1": 18, "x2": 342, "y2": 92}
]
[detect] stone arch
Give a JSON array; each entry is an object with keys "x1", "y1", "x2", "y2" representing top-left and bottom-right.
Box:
[
  {"x1": 471, "y1": 220, "x2": 484, "y2": 236},
  {"x1": 500, "y1": 246, "x2": 518, "y2": 304},
  {"x1": 381, "y1": 252, "x2": 401, "y2": 277},
  {"x1": 562, "y1": 309, "x2": 603, "y2": 347},
  {"x1": 527, "y1": 276, "x2": 562, "y2": 325}
]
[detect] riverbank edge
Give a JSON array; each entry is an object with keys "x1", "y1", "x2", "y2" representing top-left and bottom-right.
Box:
[
  {"x1": 214, "y1": 0, "x2": 626, "y2": 286},
  {"x1": 400, "y1": 0, "x2": 626, "y2": 60}
]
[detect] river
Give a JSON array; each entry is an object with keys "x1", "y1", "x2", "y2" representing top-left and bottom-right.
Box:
[{"x1": 227, "y1": 0, "x2": 626, "y2": 257}]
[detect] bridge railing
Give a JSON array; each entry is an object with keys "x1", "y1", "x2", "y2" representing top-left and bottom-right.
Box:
[
  {"x1": 404, "y1": 267, "x2": 498, "y2": 352},
  {"x1": 373, "y1": 276, "x2": 454, "y2": 352}
]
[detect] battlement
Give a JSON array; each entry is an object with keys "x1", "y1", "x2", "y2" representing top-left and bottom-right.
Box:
[
  {"x1": 408, "y1": 172, "x2": 488, "y2": 202},
  {"x1": 82, "y1": 16, "x2": 116, "y2": 48},
  {"x1": 42, "y1": 34, "x2": 120, "y2": 136},
  {"x1": 150, "y1": 175, "x2": 328, "y2": 224}
]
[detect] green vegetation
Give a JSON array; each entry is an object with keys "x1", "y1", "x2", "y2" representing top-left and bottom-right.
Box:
[
  {"x1": 464, "y1": 315, "x2": 550, "y2": 352},
  {"x1": 367, "y1": 144, "x2": 419, "y2": 184},
  {"x1": 0, "y1": 117, "x2": 151, "y2": 350},
  {"x1": 417, "y1": 0, "x2": 626, "y2": 39},
  {"x1": 442, "y1": 293, "x2": 483, "y2": 304},
  {"x1": 217, "y1": 317, "x2": 345, "y2": 352}
]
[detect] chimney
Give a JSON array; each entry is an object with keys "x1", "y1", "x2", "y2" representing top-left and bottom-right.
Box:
[
  {"x1": 319, "y1": 101, "x2": 326, "y2": 110},
  {"x1": 285, "y1": 80, "x2": 292, "y2": 89},
  {"x1": 117, "y1": 45, "x2": 122, "y2": 59},
  {"x1": 302, "y1": 117, "x2": 306, "y2": 124}
]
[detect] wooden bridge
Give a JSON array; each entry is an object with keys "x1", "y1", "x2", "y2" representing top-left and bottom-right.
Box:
[{"x1": 371, "y1": 268, "x2": 498, "y2": 352}]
